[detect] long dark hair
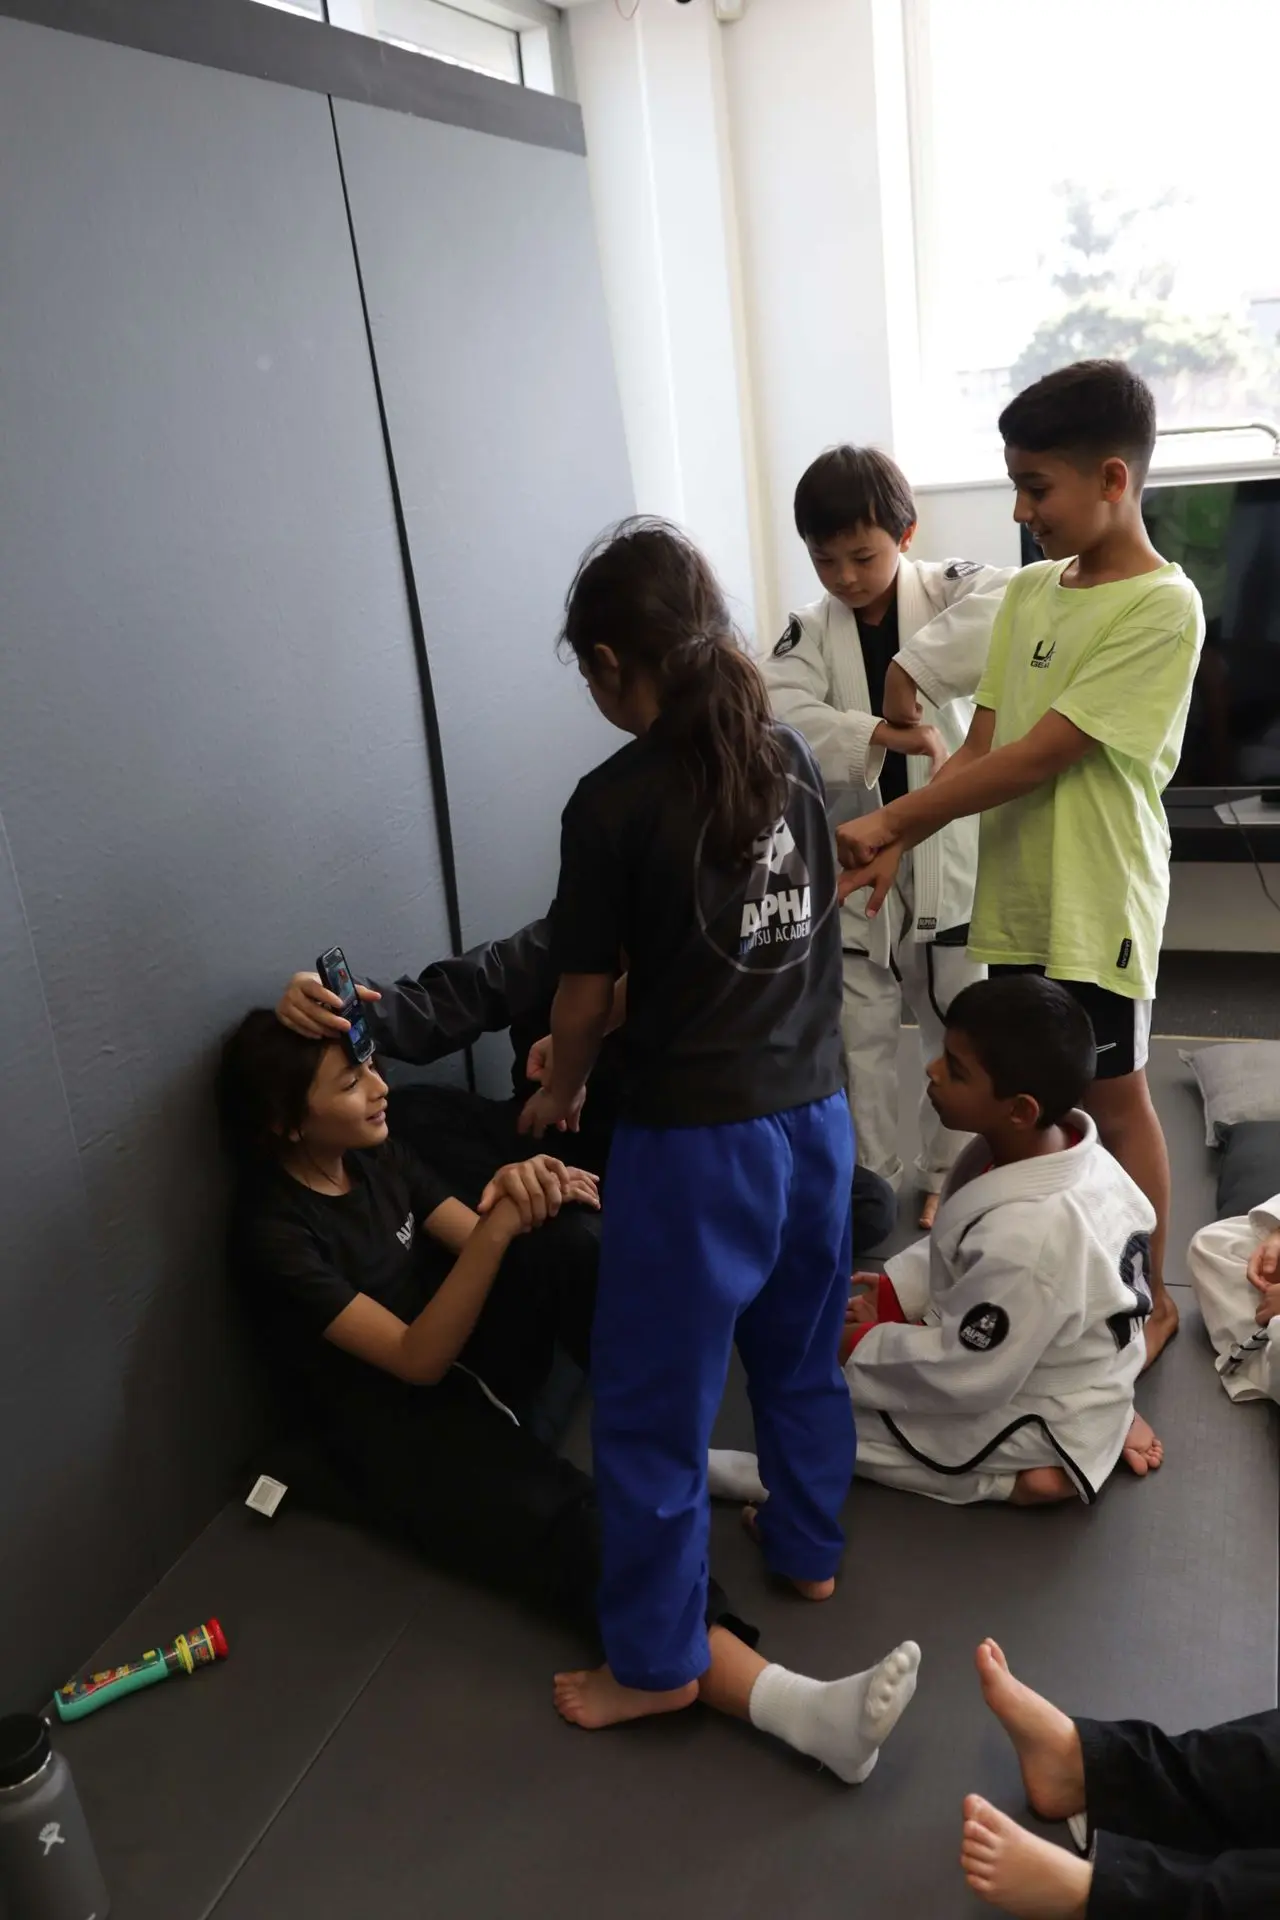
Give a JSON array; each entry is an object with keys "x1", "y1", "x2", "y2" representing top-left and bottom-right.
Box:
[
  {"x1": 217, "y1": 1009, "x2": 326, "y2": 1175},
  {"x1": 562, "y1": 518, "x2": 788, "y2": 866}
]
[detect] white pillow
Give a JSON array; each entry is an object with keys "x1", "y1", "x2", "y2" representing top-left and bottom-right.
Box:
[{"x1": 1180, "y1": 1042, "x2": 1280, "y2": 1147}]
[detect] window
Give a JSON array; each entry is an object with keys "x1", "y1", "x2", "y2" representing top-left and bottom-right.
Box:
[
  {"x1": 373, "y1": 0, "x2": 521, "y2": 84},
  {"x1": 907, "y1": 0, "x2": 1280, "y2": 478},
  {"x1": 250, "y1": 0, "x2": 525, "y2": 87}
]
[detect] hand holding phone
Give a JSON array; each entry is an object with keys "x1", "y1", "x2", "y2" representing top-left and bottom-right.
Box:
[
  {"x1": 277, "y1": 971, "x2": 380, "y2": 1041},
  {"x1": 315, "y1": 946, "x2": 376, "y2": 1065}
]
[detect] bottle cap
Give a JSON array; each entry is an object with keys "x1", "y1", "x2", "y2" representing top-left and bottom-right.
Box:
[{"x1": 0, "y1": 1715, "x2": 51, "y2": 1789}]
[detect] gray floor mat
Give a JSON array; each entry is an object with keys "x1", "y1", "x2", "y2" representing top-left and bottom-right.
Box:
[
  {"x1": 59, "y1": 1508, "x2": 432, "y2": 1920},
  {"x1": 62, "y1": 1043, "x2": 1278, "y2": 1919}
]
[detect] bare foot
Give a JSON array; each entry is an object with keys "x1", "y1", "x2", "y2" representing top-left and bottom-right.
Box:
[
  {"x1": 1009, "y1": 1468, "x2": 1075, "y2": 1507},
  {"x1": 1141, "y1": 1289, "x2": 1179, "y2": 1371},
  {"x1": 1121, "y1": 1410, "x2": 1164, "y2": 1476},
  {"x1": 961, "y1": 1796, "x2": 1091, "y2": 1918},
  {"x1": 919, "y1": 1191, "x2": 940, "y2": 1231},
  {"x1": 975, "y1": 1640, "x2": 1085, "y2": 1820},
  {"x1": 553, "y1": 1664, "x2": 698, "y2": 1730},
  {"x1": 742, "y1": 1505, "x2": 836, "y2": 1601}
]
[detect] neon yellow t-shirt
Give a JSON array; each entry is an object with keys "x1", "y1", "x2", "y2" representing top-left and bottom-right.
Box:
[{"x1": 970, "y1": 559, "x2": 1204, "y2": 1000}]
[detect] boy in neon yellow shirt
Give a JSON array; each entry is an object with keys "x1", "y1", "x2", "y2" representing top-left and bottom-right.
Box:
[{"x1": 839, "y1": 361, "x2": 1204, "y2": 1365}]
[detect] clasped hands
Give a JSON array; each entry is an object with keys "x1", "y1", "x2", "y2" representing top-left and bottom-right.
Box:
[{"x1": 836, "y1": 811, "x2": 906, "y2": 915}]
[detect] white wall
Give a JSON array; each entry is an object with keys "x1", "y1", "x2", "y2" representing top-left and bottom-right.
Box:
[
  {"x1": 913, "y1": 480, "x2": 1021, "y2": 569},
  {"x1": 568, "y1": 0, "x2": 915, "y2": 644},
  {"x1": 568, "y1": 0, "x2": 764, "y2": 631},
  {"x1": 720, "y1": 0, "x2": 914, "y2": 623}
]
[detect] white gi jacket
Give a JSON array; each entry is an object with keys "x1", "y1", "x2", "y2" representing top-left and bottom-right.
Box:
[
  {"x1": 846, "y1": 1114, "x2": 1154, "y2": 1503},
  {"x1": 1189, "y1": 1192, "x2": 1280, "y2": 1402},
  {"x1": 764, "y1": 557, "x2": 1012, "y2": 968}
]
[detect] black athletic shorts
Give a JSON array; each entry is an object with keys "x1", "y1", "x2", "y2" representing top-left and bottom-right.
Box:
[{"x1": 988, "y1": 966, "x2": 1152, "y2": 1081}]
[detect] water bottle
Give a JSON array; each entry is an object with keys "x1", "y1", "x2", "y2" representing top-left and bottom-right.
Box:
[{"x1": 0, "y1": 1715, "x2": 109, "y2": 1919}]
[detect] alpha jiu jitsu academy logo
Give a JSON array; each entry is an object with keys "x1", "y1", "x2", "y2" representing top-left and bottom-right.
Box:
[
  {"x1": 738, "y1": 817, "x2": 811, "y2": 959},
  {"x1": 695, "y1": 771, "x2": 839, "y2": 976}
]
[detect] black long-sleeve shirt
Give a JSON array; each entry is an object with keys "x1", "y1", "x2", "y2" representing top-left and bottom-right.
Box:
[{"x1": 364, "y1": 914, "x2": 556, "y2": 1084}]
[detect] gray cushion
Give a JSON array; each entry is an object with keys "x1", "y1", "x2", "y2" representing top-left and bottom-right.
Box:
[
  {"x1": 1180, "y1": 1041, "x2": 1280, "y2": 1146},
  {"x1": 1217, "y1": 1121, "x2": 1280, "y2": 1221}
]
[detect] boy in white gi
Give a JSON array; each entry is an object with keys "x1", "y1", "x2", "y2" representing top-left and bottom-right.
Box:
[
  {"x1": 766, "y1": 447, "x2": 1012, "y2": 1226},
  {"x1": 1188, "y1": 1189, "x2": 1280, "y2": 1402},
  {"x1": 710, "y1": 975, "x2": 1163, "y2": 1510}
]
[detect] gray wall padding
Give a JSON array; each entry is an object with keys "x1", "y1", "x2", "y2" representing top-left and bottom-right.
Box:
[
  {"x1": 332, "y1": 102, "x2": 634, "y2": 1089},
  {"x1": 0, "y1": 16, "x2": 453, "y2": 1703}
]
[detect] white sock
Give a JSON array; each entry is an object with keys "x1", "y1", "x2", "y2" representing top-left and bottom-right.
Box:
[
  {"x1": 748, "y1": 1642, "x2": 921, "y2": 1785},
  {"x1": 707, "y1": 1448, "x2": 769, "y2": 1504}
]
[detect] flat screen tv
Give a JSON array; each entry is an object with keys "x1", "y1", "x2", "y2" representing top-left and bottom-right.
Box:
[{"x1": 1019, "y1": 475, "x2": 1280, "y2": 797}]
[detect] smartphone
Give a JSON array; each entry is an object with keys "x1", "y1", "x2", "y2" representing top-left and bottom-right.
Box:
[{"x1": 316, "y1": 945, "x2": 376, "y2": 1066}]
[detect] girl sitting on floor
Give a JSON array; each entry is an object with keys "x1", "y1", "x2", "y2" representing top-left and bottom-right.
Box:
[{"x1": 218, "y1": 1010, "x2": 919, "y2": 1784}]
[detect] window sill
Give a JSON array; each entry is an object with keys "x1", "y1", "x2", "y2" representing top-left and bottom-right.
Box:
[{"x1": 915, "y1": 451, "x2": 1280, "y2": 497}]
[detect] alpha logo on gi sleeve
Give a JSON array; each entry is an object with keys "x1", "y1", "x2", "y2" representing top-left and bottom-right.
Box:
[
  {"x1": 1108, "y1": 1230, "x2": 1153, "y2": 1349},
  {"x1": 1118, "y1": 1231, "x2": 1153, "y2": 1312},
  {"x1": 773, "y1": 617, "x2": 802, "y2": 658},
  {"x1": 945, "y1": 560, "x2": 982, "y2": 580},
  {"x1": 958, "y1": 1303, "x2": 1010, "y2": 1352}
]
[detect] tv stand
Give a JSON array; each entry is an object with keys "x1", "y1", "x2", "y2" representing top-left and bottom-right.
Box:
[{"x1": 1167, "y1": 789, "x2": 1280, "y2": 861}]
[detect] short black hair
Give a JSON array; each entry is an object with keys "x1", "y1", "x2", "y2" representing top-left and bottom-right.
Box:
[
  {"x1": 999, "y1": 360, "x2": 1157, "y2": 481},
  {"x1": 794, "y1": 445, "x2": 916, "y2": 545},
  {"x1": 945, "y1": 976, "x2": 1096, "y2": 1128}
]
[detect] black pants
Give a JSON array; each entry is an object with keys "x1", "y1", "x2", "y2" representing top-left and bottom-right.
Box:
[
  {"x1": 318, "y1": 1370, "x2": 751, "y2": 1657},
  {"x1": 1080, "y1": 1708, "x2": 1280, "y2": 1917},
  {"x1": 390, "y1": 1081, "x2": 897, "y2": 1260}
]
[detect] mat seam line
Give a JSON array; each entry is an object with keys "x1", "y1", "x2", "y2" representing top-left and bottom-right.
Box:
[{"x1": 200, "y1": 1593, "x2": 431, "y2": 1919}]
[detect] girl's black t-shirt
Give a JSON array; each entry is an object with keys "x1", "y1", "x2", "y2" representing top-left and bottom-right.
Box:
[
  {"x1": 552, "y1": 720, "x2": 844, "y2": 1128},
  {"x1": 234, "y1": 1142, "x2": 453, "y2": 1425}
]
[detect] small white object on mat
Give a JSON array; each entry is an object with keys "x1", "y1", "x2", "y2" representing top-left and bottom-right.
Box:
[{"x1": 245, "y1": 1473, "x2": 287, "y2": 1519}]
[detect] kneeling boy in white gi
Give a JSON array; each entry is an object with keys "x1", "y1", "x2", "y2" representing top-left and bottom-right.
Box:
[
  {"x1": 1188, "y1": 1190, "x2": 1280, "y2": 1403},
  {"x1": 711, "y1": 976, "x2": 1162, "y2": 1510}
]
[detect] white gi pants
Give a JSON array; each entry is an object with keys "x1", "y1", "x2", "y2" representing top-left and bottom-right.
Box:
[
  {"x1": 841, "y1": 852, "x2": 985, "y2": 1193},
  {"x1": 1187, "y1": 1214, "x2": 1280, "y2": 1404},
  {"x1": 850, "y1": 1416, "x2": 1068, "y2": 1505}
]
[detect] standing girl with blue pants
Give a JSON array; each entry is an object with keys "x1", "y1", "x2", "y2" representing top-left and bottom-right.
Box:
[{"x1": 521, "y1": 520, "x2": 895, "y2": 1743}]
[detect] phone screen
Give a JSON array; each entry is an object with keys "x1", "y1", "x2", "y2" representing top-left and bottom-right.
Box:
[{"x1": 330, "y1": 957, "x2": 356, "y2": 1009}]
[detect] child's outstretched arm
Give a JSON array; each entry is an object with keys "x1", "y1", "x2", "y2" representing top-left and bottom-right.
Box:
[
  {"x1": 519, "y1": 972, "x2": 614, "y2": 1137},
  {"x1": 837, "y1": 708, "x2": 1092, "y2": 913}
]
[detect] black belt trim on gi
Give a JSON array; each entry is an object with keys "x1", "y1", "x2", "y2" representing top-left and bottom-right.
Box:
[{"x1": 877, "y1": 1410, "x2": 1099, "y2": 1506}]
